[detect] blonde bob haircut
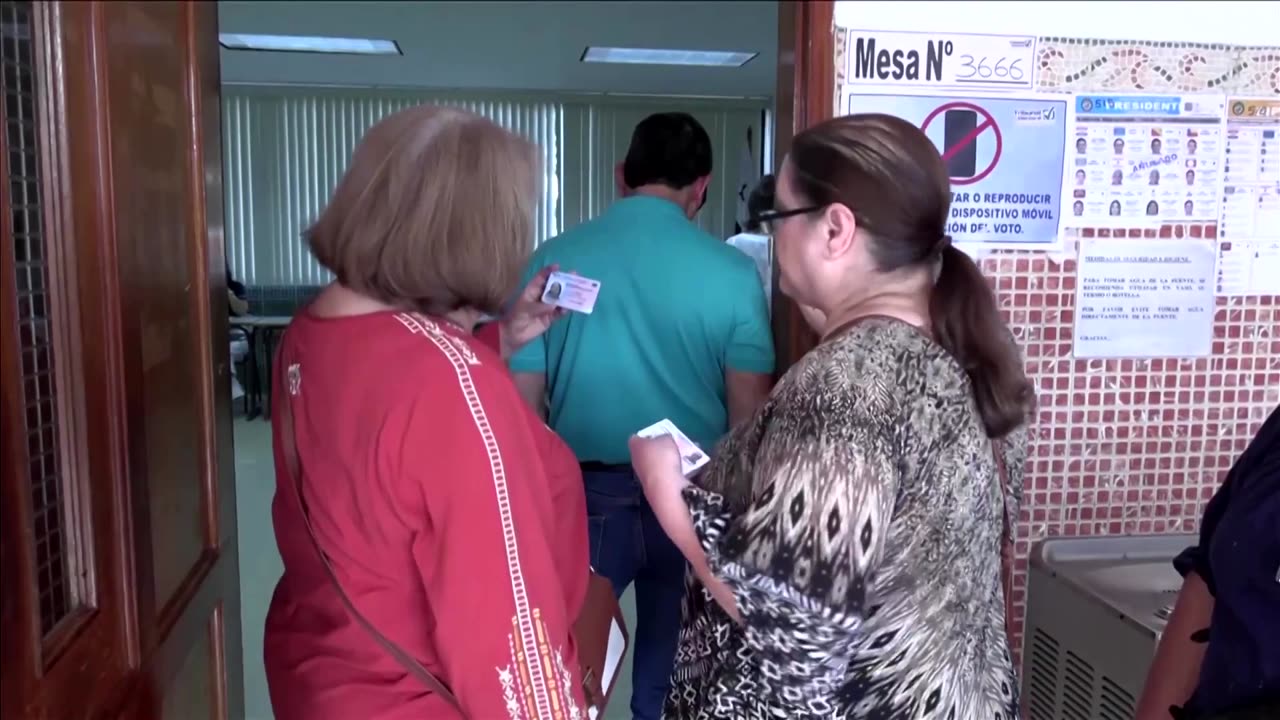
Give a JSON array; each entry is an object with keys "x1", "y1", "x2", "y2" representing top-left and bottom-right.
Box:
[{"x1": 305, "y1": 105, "x2": 538, "y2": 316}]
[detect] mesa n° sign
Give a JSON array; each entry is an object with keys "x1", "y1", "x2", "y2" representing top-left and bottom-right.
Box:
[{"x1": 846, "y1": 29, "x2": 1037, "y2": 92}]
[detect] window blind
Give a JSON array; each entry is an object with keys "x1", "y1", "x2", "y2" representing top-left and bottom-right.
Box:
[
  {"x1": 222, "y1": 89, "x2": 563, "y2": 285},
  {"x1": 222, "y1": 87, "x2": 766, "y2": 288}
]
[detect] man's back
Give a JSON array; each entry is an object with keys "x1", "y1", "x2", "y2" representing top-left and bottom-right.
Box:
[{"x1": 510, "y1": 195, "x2": 773, "y2": 463}]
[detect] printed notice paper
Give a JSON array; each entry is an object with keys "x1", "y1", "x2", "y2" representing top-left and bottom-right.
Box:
[
  {"x1": 541, "y1": 271, "x2": 601, "y2": 314},
  {"x1": 843, "y1": 89, "x2": 1069, "y2": 251},
  {"x1": 1218, "y1": 97, "x2": 1280, "y2": 296},
  {"x1": 1073, "y1": 238, "x2": 1217, "y2": 358},
  {"x1": 637, "y1": 419, "x2": 710, "y2": 476},
  {"x1": 1217, "y1": 240, "x2": 1280, "y2": 296},
  {"x1": 1063, "y1": 94, "x2": 1226, "y2": 228},
  {"x1": 840, "y1": 29, "x2": 1036, "y2": 92}
]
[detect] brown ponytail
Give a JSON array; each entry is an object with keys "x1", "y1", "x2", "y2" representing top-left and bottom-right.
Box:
[
  {"x1": 790, "y1": 114, "x2": 1034, "y2": 438},
  {"x1": 930, "y1": 245, "x2": 1034, "y2": 438}
]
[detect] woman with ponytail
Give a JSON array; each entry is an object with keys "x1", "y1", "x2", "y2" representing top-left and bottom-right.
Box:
[{"x1": 629, "y1": 113, "x2": 1033, "y2": 719}]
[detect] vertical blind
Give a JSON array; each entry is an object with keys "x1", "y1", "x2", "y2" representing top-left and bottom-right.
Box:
[
  {"x1": 222, "y1": 87, "x2": 764, "y2": 287},
  {"x1": 222, "y1": 90, "x2": 562, "y2": 286}
]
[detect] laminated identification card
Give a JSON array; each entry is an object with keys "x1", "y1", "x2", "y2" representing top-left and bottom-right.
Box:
[
  {"x1": 540, "y1": 271, "x2": 601, "y2": 314},
  {"x1": 636, "y1": 419, "x2": 710, "y2": 476}
]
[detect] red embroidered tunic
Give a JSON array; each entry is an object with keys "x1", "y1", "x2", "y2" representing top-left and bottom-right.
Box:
[{"x1": 265, "y1": 310, "x2": 589, "y2": 720}]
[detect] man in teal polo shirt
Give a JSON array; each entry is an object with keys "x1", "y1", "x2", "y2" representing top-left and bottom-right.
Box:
[{"x1": 510, "y1": 112, "x2": 774, "y2": 719}]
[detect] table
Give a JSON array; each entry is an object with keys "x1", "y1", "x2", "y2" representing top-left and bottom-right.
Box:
[{"x1": 230, "y1": 315, "x2": 291, "y2": 420}]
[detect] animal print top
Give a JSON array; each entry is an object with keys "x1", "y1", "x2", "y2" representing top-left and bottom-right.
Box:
[{"x1": 665, "y1": 317, "x2": 1027, "y2": 720}]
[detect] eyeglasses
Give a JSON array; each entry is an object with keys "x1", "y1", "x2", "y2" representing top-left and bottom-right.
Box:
[{"x1": 750, "y1": 205, "x2": 824, "y2": 235}]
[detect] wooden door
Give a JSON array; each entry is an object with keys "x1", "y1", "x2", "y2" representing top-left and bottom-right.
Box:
[
  {"x1": 771, "y1": 0, "x2": 835, "y2": 372},
  {"x1": 0, "y1": 2, "x2": 242, "y2": 718}
]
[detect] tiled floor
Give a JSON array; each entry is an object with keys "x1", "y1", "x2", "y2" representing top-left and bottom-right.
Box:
[
  {"x1": 232, "y1": 418, "x2": 635, "y2": 719},
  {"x1": 232, "y1": 418, "x2": 282, "y2": 720}
]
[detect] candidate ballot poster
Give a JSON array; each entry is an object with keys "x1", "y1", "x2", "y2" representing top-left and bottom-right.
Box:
[
  {"x1": 844, "y1": 89, "x2": 1069, "y2": 251},
  {"x1": 1073, "y1": 238, "x2": 1216, "y2": 358},
  {"x1": 1217, "y1": 97, "x2": 1280, "y2": 296},
  {"x1": 1062, "y1": 94, "x2": 1227, "y2": 229}
]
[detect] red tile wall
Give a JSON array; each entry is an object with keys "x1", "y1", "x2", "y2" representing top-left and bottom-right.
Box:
[
  {"x1": 978, "y1": 244, "x2": 1279, "y2": 652},
  {"x1": 832, "y1": 30, "x2": 1280, "y2": 658}
]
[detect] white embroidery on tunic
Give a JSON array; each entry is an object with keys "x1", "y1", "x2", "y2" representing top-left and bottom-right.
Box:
[
  {"x1": 394, "y1": 312, "x2": 580, "y2": 720},
  {"x1": 287, "y1": 363, "x2": 301, "y2": 395},
  {"x1": 411, "y1": 314, "x2": 480, "y2": 365}
]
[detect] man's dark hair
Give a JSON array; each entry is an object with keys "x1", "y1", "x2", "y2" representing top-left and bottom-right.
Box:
[
  {"x1": 746, "y1": 174, "x2": 775, "y2": 224},
  {"x1": 622, "y1": 112, "x2": 713, "y2": 190}
]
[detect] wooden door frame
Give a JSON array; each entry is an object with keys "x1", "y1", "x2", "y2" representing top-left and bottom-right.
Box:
[
  {"x1": 0, "y1": 3, "x2": 137, "y2": 717},
  {"x1": 1, "y1": 2, "x2": 242, "y2": 717},
  {"x1": 771, "y1": 0, "x2": 835, "y2": 374}
]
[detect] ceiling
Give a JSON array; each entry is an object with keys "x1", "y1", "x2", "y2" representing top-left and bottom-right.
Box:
[
  {"x1": 840, "y1": 1, "x2": 1280, "y2": 45},
  {"x1": 217, "y1": 1, "x2": 779, "y2": 98}
]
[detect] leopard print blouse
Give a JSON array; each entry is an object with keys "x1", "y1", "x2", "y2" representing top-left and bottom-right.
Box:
[{"x1": 666, "y1": 317, "x2": 1027, "y2": 720}]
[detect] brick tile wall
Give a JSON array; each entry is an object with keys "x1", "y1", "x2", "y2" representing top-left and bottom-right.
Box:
[{"x1": 833, "y1": 32, "x2": 1280, "y2": 656}]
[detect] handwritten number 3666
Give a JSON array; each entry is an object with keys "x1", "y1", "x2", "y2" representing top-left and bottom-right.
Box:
[{"x1": 957, "y1": 55, "x2": 1025, "y2": 81}]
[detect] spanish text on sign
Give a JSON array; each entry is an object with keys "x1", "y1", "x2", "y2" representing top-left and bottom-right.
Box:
[
  {"x1": 1074, "y1": 239, "x2": 1216, "y2": 358},
  {"x1": 844, "y1": 30, "x2": 1037, "y2": 91},
  {"x1": 853, "y1": 37, "x2": 951, "y2": 83},
  {"x1": 1064, "y1": 94, "x2": 1226, "y2": 228},
  {"x1": 843, "y1": 89, "x2": 1067, "y2": 250}
]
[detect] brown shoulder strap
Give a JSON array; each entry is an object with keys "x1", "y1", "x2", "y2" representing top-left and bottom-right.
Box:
[{"x1": 274, "y1": 337, "x2": 465, "y2": 717}]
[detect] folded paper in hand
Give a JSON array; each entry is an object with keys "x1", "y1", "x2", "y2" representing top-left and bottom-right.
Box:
[{"x1": 637, "y1": 418, "x2": 710, "y2": 476}]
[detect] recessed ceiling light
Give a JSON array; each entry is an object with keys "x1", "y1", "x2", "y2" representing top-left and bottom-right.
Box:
[
  {"x1": 218, "y1": 33, "x2": 402, "y2": 56},
  {"x1": 581, "y1": 46, "x2": 757, "y2": 68}
]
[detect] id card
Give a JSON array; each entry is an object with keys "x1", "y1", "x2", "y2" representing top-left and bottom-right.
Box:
[
  {"x1": 541, "y1": 271, "x2": 601, "y2": 314},
  {"x1": 636, "y1": 419, "x2": 710, "y2": 476}
]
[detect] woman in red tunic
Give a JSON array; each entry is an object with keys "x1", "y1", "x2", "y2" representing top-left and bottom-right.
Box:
[{"x1": 264, "y1": 105, "x2": 588, "y2": 720}]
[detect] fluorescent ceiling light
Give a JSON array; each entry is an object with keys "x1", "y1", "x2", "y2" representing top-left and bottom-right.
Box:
[
  {"x1": 581, "y1": 46, "x2": 756, "y2": 68},
  {"x1": 219, "y1": 33, "x2": 402, "y2": 56}
]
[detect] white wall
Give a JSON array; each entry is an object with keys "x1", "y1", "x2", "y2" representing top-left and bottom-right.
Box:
[{"x1": 835, "y1": 1, "x2": 1279, "y2": 46}]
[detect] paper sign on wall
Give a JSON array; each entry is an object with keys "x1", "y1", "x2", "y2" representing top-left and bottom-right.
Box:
[
  {"x1": 844, "y1": 29, "x2": 1036, "y2": 91},
  {"x1": 843, "y1": 89, "x2": 1068, "y2": 250},
  {"x1": 1061, "y1": 94, "x2": 1227, "y2": 229},
  {"x1": 1073, "y1": 238, "x2": 1217, "y2": 358},
  {"x1": 1217, "y1": 97, "x2": 1280, "y2": 296}
]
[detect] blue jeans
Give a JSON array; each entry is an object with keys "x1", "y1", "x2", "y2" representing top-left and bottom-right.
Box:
[{"x1": 583, "y1": 466, "x2": 686, "y2": 720}]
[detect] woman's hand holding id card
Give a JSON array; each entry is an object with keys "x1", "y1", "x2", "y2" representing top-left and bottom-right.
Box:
[{"x1": 540, "y1": 271, "x2": 601, "y2": 314}]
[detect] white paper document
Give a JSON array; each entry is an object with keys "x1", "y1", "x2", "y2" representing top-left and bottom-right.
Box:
[
  {"x1": 838, "y1": 28, "x2": 1037, "y2": 92},
  {"x1": 1061, "y1": 94, "x2": 1226, "y2": 229},
  {"x1": 1218, "y1": 97, "x2": 1280, "y2": 296},
  {"x1": 842, "y1": 88, "x2": 1069, "y2": 251},
  {"x1": 636, "y1": 419, "x2": 710, "y2": 476},
  {"x1": 1073, "y1": 238, "x2": 1217, "y2": 358},
  {"x1": 1216, "y1": 240, "x2": 1280, "y2": 296},
  {"x1": 541, "y1": 271, "x2": 601, "y2": 314}
]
